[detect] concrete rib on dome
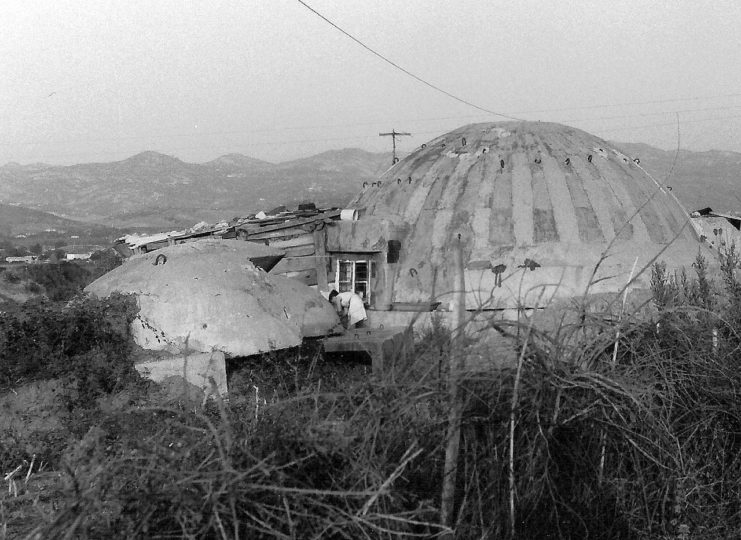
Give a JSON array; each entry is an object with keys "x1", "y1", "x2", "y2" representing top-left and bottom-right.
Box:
[{"x1": 339, "y1": 122, "x2": 710, "y2": 310}]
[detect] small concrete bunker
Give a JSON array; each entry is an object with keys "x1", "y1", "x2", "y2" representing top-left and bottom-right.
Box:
[
  {"x1": 325, "y1": 122, "x2": 715, "y2": 326},
  {"x1": 85, "y1": 239, "x2": 340, "y2": 395}
]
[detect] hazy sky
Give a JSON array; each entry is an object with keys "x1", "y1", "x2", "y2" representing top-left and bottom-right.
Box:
[{"x1": 2, "y1": 0, "x2": 741, "y2": 165}]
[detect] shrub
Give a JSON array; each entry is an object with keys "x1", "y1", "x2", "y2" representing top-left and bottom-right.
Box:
[
  {"x1": 24, "y1": 261, "x2": 92, "y2": 301},
  {"x1": 0, "y1": 293, "x2": 139, "y2": 397}
]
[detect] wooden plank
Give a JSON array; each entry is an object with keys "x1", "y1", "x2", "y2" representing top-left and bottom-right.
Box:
[
  {"x1": 268, "y1": 235, "x2": 315, "y2": 249},
  {"x1": 270, "y1": 256, "x2": 321, "y2": 274},
  {"x1": 313, "y1": 229, "x2": 329, "y2": 291},
  {"x1": 283, "y1": 244, "x2": 315, "y2": 257},
  {"x1": 239, "y1": 210, "x2": 341, "y2": 235},
  {"x1": 282, "y1": 268, "x2": 318, "y2": 286},
  {"x1": 247, "y1": 228, "x2": 314, "y2": 241}
]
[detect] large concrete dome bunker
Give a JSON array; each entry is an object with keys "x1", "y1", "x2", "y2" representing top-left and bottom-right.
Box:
[{"x1": 325, "y1": 121, "x2": 714, "y2": 321}]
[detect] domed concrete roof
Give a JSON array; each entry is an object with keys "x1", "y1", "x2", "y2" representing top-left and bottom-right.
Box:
[
  {"x1": 349, "y1": 122, "x2": 710, "y2": 309},
  {"x1": 85, "y1": 239, "x2": 339, "y2": 356}
]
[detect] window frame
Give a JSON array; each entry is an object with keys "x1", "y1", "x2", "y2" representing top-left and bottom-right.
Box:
[{"x1": 335, "y1": 259, "x2": 373, "y2": 304}]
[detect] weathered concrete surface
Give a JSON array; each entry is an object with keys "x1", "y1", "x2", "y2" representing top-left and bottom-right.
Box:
[
  {"x1": 346, "y1": 122, "x2": 717, "y2": 311},
  {"x1": 134, "y1": 351, "x2": 228, "y2": 397},
  {"x1": 85, "y1": 239, "x2": 340, "y2": 358}
]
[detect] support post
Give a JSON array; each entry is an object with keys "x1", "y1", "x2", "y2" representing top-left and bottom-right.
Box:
[
  {"x1": 313, "y1": 228, "x2": 329, "y2": 292},
  {"x1": 440, "y1": 237, "x2": 466, "y2": 533}
]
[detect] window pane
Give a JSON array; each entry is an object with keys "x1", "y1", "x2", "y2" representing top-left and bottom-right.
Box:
[
  {"x1": 355, "y1": 262, "x2": 368, "y2": 280},
  {"x1": 356, "y1": 282, "x2": 367, "y2": 299},
  {"x1": 339, "y1": 261, "x2": 352, "y2": 281}
]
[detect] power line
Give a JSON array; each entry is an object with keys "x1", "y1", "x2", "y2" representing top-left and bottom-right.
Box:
[
  {"x1": 296, "y1": 0, "x2": 523, "y2": 122},
  {"x1": 508, "y1": 92, "x2": 741, "y2": 115},
  {"x1": 4, "y1": 100, "x2": 741, "y2": 150},
  {"x1": 4, "y1": 112, "x2": 741, "y2": 166}
]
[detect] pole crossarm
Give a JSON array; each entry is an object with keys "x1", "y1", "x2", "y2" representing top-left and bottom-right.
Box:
[{"x1": 379, "y1": 129, "x2": 411, "y2": 165}]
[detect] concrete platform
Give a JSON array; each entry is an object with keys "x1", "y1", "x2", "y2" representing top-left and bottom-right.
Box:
[{"x1": 322, "y1": 326, "x2": 413, "y2": 374}]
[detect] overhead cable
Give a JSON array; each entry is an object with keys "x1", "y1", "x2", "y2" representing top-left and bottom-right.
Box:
[{"x1": 296, "y1": 0, "x2": 523, "y2": 122}]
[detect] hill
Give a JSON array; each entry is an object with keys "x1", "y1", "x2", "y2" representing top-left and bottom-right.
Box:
[
  {"x1": 0, "y1": 149, "x2": 390, "y2": 229},
  {"x1": 612, "y1": 142, "x2": 741, "y2": 214},
  {"x1": 0, "y1": 202, "x2": 117, "y2": 238}
]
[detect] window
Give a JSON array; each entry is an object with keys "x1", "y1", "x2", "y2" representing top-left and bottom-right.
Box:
[{"x1": 336, "y1": 260, "x2": 373, "y2": 304}]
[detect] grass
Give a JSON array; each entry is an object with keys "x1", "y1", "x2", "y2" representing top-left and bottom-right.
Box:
[{"x1": 2, "y1": 251, "x2": 741, "y2": 539}]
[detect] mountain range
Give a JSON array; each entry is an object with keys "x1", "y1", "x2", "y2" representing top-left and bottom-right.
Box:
[
  {"x1": 0, "y1": 142, "x2": 738, "y2": 232},
  {"x1": 0, "y1": 149, "x2": 391, "y2": 230}
]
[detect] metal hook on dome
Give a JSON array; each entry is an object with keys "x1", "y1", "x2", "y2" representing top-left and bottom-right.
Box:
[
  {"x1": 408, "y1": 176, "x2": 412, "y2": 184},
  {"x1": 421, "y1": 143, "x2": 427, "y2": 149},
  {"x1": 377, "y1": 180, "x2": 383, "y2": 186},
  {"x1": 393, "y1": 157, "x2": 399, "y2": 164},
  {"x1": 587, "y1": 154, "x2": 593, "y2": 163},
  {"x1": 409, "y1": 268, "x2": 418, "y2": 277},
  {"x1": 153, "y1": 254, "x2": 167, "y2": 266},
  {"x1": 518, "y1": 258, "x2": 541, "y2": 271},
  {"x1": 633, "y1": 157, "x2": 640, "y2": 164},
  {"x1": 397, "y1": 178, "x2": 401, "y2": 185},
  {"x1": 491, "y1": 263, "x2": 507, "y2": 287},
  {"x1": 363, "y1": 181, "x2": 368, "y2": 188},
  {"x1": 564, "y1": 158, "x2": 571, "y2": 166},
  {"x1": 500, "y1": 159, "x2": 505, "y2": 169},
  {"x1": 461, "y1": 137, "x2": 467, "y2": 146}
]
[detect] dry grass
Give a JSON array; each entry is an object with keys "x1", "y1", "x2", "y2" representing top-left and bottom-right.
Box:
[{"x1": 3, "y1": 253, "x2": 741, "y2": 539}]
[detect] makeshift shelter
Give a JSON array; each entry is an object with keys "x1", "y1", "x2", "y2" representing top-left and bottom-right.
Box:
[
  {"x1": 690, "y1": 207, "x2": 741, "y2": 252},
  {"x1": 322, "y1": 122, "x2": 715, "y2": 326},
  {"x1": 85, "y1": 239, "x2": 340, "y2": 395}
]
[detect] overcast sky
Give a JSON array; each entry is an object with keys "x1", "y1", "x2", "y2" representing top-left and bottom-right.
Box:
[{"x1": 2, "y1": 0, "x2": 740, "y2": 165}]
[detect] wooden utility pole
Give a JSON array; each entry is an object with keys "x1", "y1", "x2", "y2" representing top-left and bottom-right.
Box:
[
  {"x1": 440, "y1": 236, "x2": 466, "y2": 534},
  {"x1": 379, "y1": 129, "x2": 411, "y2": 165}
]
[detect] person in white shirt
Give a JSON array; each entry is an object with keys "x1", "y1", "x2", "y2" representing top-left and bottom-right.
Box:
[{"x1": 328, "y1": 289, "x2": 367, "y2": 329}]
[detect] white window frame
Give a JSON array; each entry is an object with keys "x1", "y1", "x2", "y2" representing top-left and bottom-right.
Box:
[{"x1": 335, "y1": 260, "x2": 372, "y2": 304}]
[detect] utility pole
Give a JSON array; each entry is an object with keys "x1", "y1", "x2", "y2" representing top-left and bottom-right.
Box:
[{"x1": 379, "y1": 129, "x2": 411, "y2": 165}]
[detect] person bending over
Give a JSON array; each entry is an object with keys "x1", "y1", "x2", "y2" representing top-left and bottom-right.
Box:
[{"x1": 328, "y1": 289, "x2": 367, "y2": 329}]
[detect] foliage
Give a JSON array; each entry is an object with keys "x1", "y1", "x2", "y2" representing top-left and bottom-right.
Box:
[
  {"x1": 4, "y1": 254, "x2": 741, "y2": 539},
  {"x1": 0, "y1": 293, "x2": 139, "y2": 396},
  {"x1": 23, "y1": 261, "x2": 92, "y2": 301},
  {"x1": 89, "y1": 247, "x2": 123, "y2": 277}
]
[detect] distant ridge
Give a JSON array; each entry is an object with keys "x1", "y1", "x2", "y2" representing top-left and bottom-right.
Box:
[
  {"x1": 205, "y1": 153, "x2": 274, "y2": 171},
  {"x1": 0, "y1": 142, "x2": 737, "y2": 229},
  {"x1": 613, "y1": 142, "x2": 741, "y2": 213},
  {"x1": 0, "y1": 149, "x2": 390, "y2": 229},
  {"x1": 0, "y1": 202, "x2": 118, "y2": 237}
]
